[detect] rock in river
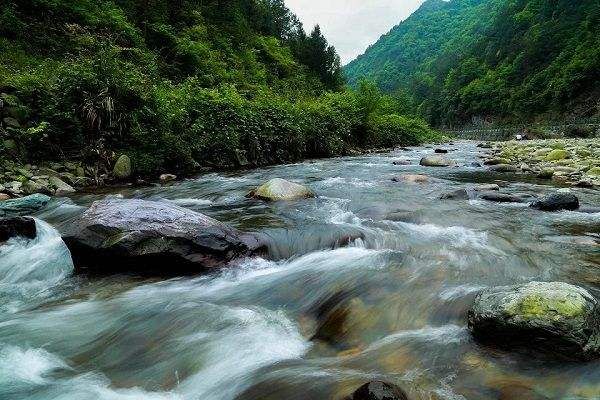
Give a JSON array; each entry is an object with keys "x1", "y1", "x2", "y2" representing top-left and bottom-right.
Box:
[
  {"x1": 530, "y1": 192, "x2": 579, "y2": 212},
  {"x1": 392, "y1": 174, "x2": 428, "y2": 183},
  {"x1": 420, "y1": 156, "x2": 453, "y2": 167},
  {"x1": 0, "y1": 217, "x2": 36, "y2": 243},
  {"x1": 249, "y1": 178, "x2": 315, "y2": 201},
  {"x1": 478, "y1": 191, "x2": 525, "y2": 203},
  {"x1": 488, "y1": 164, "x2": 518, "y2": 173},
  {"x1": 61, "y1": 198, "x2": 263, "y2": 276},
  {"x1": 468, "y1": 281, "x2": 600, "y2": 360},
  {"x1": 351, "y1": 381, "x2": 409, "y2": 400},
  {"x1": 0, "y1": 194, "x2": 51, "y2": 217}
]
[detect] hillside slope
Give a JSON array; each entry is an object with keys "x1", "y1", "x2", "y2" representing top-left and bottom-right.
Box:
[{"x1": 345, "y1": 0, "x2": 600, "y2": 126}]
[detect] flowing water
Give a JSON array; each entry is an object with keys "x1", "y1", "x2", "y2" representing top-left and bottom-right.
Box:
[{"x1": 1, "y1": 142, "x2": 600, "y2": 400}]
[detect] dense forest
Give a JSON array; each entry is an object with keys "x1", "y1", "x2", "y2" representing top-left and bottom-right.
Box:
[
  {"x1": 345, "y1": 0, "x2": 600, "y2": 127},
  {"x1": 0, "y1": 0, "x2": 438, "y2": 177}
]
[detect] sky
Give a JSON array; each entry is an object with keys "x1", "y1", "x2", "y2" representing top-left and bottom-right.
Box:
[{"x1": 285, "y1": 0, "x2": 425, "y2": 65}]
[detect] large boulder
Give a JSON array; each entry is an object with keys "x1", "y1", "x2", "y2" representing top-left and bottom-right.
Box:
[
  {"x1": 468, "y1": 282, "x2": 600, "y2": 360},
  {"x1": 0, "y1": 217, "x2": 36, "y2": 243},
  {"x1": 249, "y1": 178, "x2": 315, "y2": 201},
  {"x1": 419, "y1": 156, "x2": 453, "y2": 167},
  {"x1": 530, "y1": 192, "x2": 579, "y2": 212},
  {"x1": 61, "y1": 198, "x2": 263, "y2": 276},
  {"x1": 113, "y1": 155, "x2": 132, "y2": 179},
  {"x1": 0, "y1": 194, "x2": 51, "y2": 217},
  {"x1": 351, "y1": 381, "x2": 409, "y2": 400}
]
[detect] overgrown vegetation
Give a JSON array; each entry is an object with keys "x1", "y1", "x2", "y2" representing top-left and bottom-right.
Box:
[
  {"x1": 345, "y1": 0, "x2": 600, "y2": 127},
  {"x1": 0, "y1": 0, "x2": 439, "y2": 178}
]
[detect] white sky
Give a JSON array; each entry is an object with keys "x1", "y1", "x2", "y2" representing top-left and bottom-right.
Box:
[{"x1": 285, "y1": 0, "x2": 425, "y2": 64}]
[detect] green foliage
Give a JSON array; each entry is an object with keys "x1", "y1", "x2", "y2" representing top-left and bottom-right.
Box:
[
  {"x1": 0, "y1": 0, "x2": 438, "y2": 175},
  {"x1": 345, "y1": 0, "x2": 600, "y2": 126}
]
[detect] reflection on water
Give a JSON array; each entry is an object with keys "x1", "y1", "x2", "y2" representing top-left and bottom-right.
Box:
[{"x1": 1, "y1": 142, "x2": 599, "y2": 400}]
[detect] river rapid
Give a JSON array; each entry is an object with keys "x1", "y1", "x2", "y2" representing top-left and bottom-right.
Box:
[{"x1": 1, "y1": 141, "x2": 599, "y2": 400}]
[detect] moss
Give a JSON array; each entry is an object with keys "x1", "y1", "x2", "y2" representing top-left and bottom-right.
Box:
[
  {"x1": 545, "y1": 149, "x2": 568, "y2": 161},
  {"x1": 510, "y1": 293, "x2": 586, "y2": 319}
]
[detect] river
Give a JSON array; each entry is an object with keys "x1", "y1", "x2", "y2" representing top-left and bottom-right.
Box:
[{"x1": 1, "y1": 141, "x2": 599, "y2": 399}]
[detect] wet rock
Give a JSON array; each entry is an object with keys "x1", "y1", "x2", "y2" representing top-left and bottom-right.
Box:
[
  {"x1": 351, "y1": 381, "x2": 409, "y2": 400},
  {"x1": 61, "y1": 198, "x2": 264, "y2": 276},
  {"x1": 0, "y1": 194, "x2": 51, "y2": 217},
  {"x1": 484, "y1": 158, "x2": 510, "y2": 166},
  {"x1": 420, "y1": 156, "x2": 453, "y2": 167},
  {"x1": 0, "y1": 194, "x2": 10, "y2": 201},
  {"x1": 392, "y1": 160, "x2": 411, "y2": 166},
  {"x1": 488, "y1": 164, "x2": 518, "y2": 173},
  {"x1": 537, "y1": 169, "x2": 554, "y2": 179},
  {"x1": 249, "y1": 178, "x2": 315, "y2": 201},
  {"x1": 440, "y1": 188, "x2": 470, "y2": 200},
  {"x1": 113, "y1": 155, "x2": 132, "y2": 179},
  {"x1": 479, "y1": 192, "x2": 524, "y2": 203},
  {"x1": 159, "y1": 173, "x2": 177, "y2": 183},
  {"x1": 434, "y1": 148, "x2": 448, "y2": 154},
  {"x1": 470, "y1": 162, "x2": 483, "y2": 168},
  {"x1": 530, "y1": 192, "x2": 579, "y2": 212},
  {"x1": 0, "y1": 217, "x2": 36, "y2": 243},
  {"x1": 384, "y1": 210, "x2": 422, "y2": 223},
  {"x1": 474, "y1": 184, "x2": 500, "y2": 191},
  {"x1": 392, "y1": 174, "x2": 428, "y2": 183},
  {"x1": 49, "y1": 176, "x2": 76, "y2": 196},
  {"x1": 468, "y1": 281, "x2": 600, "y2": 360}
]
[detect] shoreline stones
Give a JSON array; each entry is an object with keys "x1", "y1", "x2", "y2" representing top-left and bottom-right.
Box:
[
  {"x1": 61, "y1": 198, "x2": 264, "y2": 276},
  {"x1": 0, "y1": 217, "x2": 36, "y2": 243},
  {"x1": 248, "y1": 178, "x2": 315, "y2": 201},
  {"x1": 468, "y1": 281, "x2": 600, "y2": 360}
]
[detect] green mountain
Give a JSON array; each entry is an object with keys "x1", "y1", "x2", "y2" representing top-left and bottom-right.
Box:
[{"x1": 345, "y1": 0, "x2": 600, "y2": 126}]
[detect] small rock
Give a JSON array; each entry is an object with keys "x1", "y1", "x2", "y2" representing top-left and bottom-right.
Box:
[
  {"x1": 479, "y1": 191, "x2": 524, "y2": 203},
  {"x1": 469, "y1": 162, "x2": 482, "y2": 168},
  {"x1": 249, "y1": 178, "x2": 315, "y2": 201},
  {"x1": 537, "y1": 169, "x2": 555, "y2": 179},
  {"x1": 530, "y1": 192, "x2": 579, "y2": 211},
  {"x1": 440, "y1": 188, "x2": 470, "y2": 200},
  {"x1": 434, "y1": 148, "x2": 448, "y2": 154},
  {"x1": 484, "y1": 158, "x2": 510, "y2": 166},
  {"x1": 392, "y1": 160, "x2": 411, "y2": 166},
  {"x1": 0, "y1": 217, "x2": 36, "y2": 243},
  {"x1": 159, "y1": 173, "x2": 177, "y2": 183},
  {"x1": 488, "y1": 164, "x2": 518, "y2": 173},
  {"x1": 0, "y1": 194, "x2": 10, "y2": 201},
  {"x1": 351, "y1": 381, "x2": 409, "y2": 400},
  {"x1": 474, "y1": 184, "x2": 500, "y2": 191},
  {"x1": 113, "y1": 155, "x2": 132, "y2": 180},
  {"x1": 468, "y1": 281, "x2": 600, "y2": 360},
  {"x1": 420, "y1": 156, "x2": 453, "y2": 167},
  {"x1": 392, "y1": 174, "x2": 428, "y2": 183}
]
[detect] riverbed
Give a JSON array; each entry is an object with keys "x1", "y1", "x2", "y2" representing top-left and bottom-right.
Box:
[{"x1": 1, "y1": 141, "x2": 599, "y2": 400}]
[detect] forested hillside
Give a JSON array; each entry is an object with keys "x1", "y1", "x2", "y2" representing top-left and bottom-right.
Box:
[
  {"x1": 0, "y1": 0, "x2": 438, "y2": 178},
  {"x1": 345, "y1": 0, "x2": 600, "y2": 127}
]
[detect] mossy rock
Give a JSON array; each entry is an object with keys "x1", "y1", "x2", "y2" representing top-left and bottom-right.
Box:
[
  {"x1": 545, "y1": 149, "x2": 568, "y2": 161},
  {"x1": 113, "y1": 155, "x2": 132, "y2": 179},
  {"x1": 468, "y1": 282, "x2": 600, "y2": 360},
  {"x1": 249, "y1": 178, "x2": 315, "y2": 201},
  {"x1": 587, "y1": 167, "x2": 600, "y2": 177}
]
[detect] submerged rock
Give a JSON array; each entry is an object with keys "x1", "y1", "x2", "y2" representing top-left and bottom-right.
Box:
[
  {"x1": 530, "y1": 193, "x2": 579, "y2": 212},
  {"x1": 420, "y1": 156, "x2": 453, "y2": 167},
  {"x1": 0, "y1": 217, "x2": 36, "y2": 243},
  {"x1": 61, "y1": 198, "x2": 263, "y2": 276},
  {"x1": 488, "y1": 164, "x2": 518, "y2": 173},
  {"x1": 479, "y1": 191, "x2": 524, "y2": 203},
  {"x1": 392, "y1": 174, "x2": 428, "y2": 183},
  {"x1": 351, "y1": 381, "x2": 409, "y2": 400},
  {"x1": 0, "y1": 194, "x2": 51, "y2": 217},
  {"x1": 249, "y1": 178, "x2": 315, "y2": 201},
  {"x1": 468, "y1": 281, "x2": 600, "y2": 360}
]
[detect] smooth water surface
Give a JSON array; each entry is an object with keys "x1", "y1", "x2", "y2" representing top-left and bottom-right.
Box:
[{"x1": 1, "y1": 142, "x2": 599, "y2": 400}]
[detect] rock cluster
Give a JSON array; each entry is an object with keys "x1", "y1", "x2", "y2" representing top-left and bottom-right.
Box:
[
  {"x1": 481, "y1": 139, "x2": 600, "y2": 187},
  {"x1": 0, "y1": 160, "x2": 82, "y2": 199}
]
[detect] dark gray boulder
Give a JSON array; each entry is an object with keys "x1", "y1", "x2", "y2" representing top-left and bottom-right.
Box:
[
  {"x1": 488, "y1": 164, "x2": 518, "y2": 173},
  {"x1": 478, "y1": 191, "x2": 525, "y2": 203},
  {"x1": 440, "y1": 188, "x2": 470, "y2": 200},
  {"x1": 61, "y1": 198, "x2": 264, "y2": 276},
  {"x1": 468, "y1": 281, "x2": 600, "y2": 360},
  {"x1": 0, "y1": 194, "x2": 51, "y2": 217},
  {"x1": 352, "y1": 381, "x2": 409, "y2": 400},
  {"x1": 530, "y1": 193, "x2": 579, "y2": 212},
  {"x1": 0, "y1": 217, "x2": 36, "y2": 243}
]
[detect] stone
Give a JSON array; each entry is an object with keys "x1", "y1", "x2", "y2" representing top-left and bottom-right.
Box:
[
  {"x1": 2, "y1": 117, "x2": 20, "y2": 128},
  {"x1": 392, "y1": 174, "x2": 428, "y2": 183},
  {"x1": 60, "y1": 198, "x2": 264, "y2": 276},
  {"x1": 474, "y1": 184, "x2": 500, "y2": 191},
  {"x1": 479, "y1": 191, "x2": 524, "y2": 203},
  {"x1": 21, "y1": 180, "x2": 49, "y2": 196},
  {"x1": 440, "y1": 188, "x2": 470, "y2": 200},
  {"x1": 468, "y1": 282, "x2": 600, "y2": 360},
  {"x1": 537, "y1": 169, "x2": 554, "y2": 179},
  {"x1": 470, "y1": 162, "x2": 483, "y2": 168},
  {"x1": 0, "y1": 217, "x2": 36, "y2": 243},
  {"x1": 587, "y1": 167, "x2": 600, "y2": 177},
  {"x1": 434, "y1": 148, "x2": 448, "y2": 154},
  {"x1": 545, "y1": 149, "x2": 568, "y2": 161},
  {"x1": 392, "y1": 160, "x2": 411, "y2": 166},
  {"x1": 530, "y1": 193, "x2": 579, "y2": 212},
  {"x1": 113, "y1": 155, "x2": 132, "y2": 179},
  {"x1": 0, "y1": 194, "x2": 9, "y2": 201},
  {"x1": 159, "y1": 173, "x2": 177, "y2": 183},
  {"x1": 249, "y1": 178, "x2": 315, "y2": 201},
  {"x1": 351, "y1": 381, "x2": 409, "y2": 400},
  {"x1": 419, "y1": 156, "x2": 453, "y2": 167},
  {"x1": 49, "y1": 176, "x2": 76, "y2": 196},
  {"x1": 488, "y1": 164, "x2": 518, "y2": 173},
  {"x1": 534, "y1": 148, "x2": 554, "y2": 157},
  {"x1": 0, "y1": 194, "x2": 51, "y2": 217},
  {"x1": 484, "y1": 158, "x2": 510, "y2": 166}
]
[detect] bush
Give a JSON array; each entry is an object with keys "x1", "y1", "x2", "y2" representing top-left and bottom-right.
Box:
[{"x1": 367, "y1": 114, "x2": 440, "y2": 148}]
